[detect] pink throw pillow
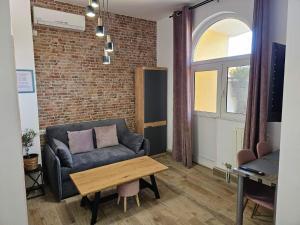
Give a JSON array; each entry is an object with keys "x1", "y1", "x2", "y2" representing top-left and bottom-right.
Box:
[
  {"x1": 94, "y1": 124, "x2": 119, "y2": 148},
  {"x1": 67, "y1": 129, "x2": 94, "y2": 154}
]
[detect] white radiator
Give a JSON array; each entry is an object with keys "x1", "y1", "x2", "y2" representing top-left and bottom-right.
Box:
[{"x1": 233, "y1": 128, "x2": 244, "y2": 167}]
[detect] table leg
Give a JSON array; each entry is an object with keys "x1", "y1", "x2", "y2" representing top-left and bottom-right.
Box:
[
  {"x1": 91, "y1": 192, "x2": 101, "y2": 225},
  {"x1": 236, "y1": 175, "x2": 244, "y2": 225},
  {"x1": 150, "y1": 175, "x2": 160, "y2": 199},
  {"x1": 41, "y1": 171, "x2": 45, "y2": 195},
  {"x1": 26, "y1": 171, "x2": 45, "y2": 199},
  {"x1": 273, "y1": 185, "x2": 278, "y2": 225},
  {"x1": 80, "y1": 196, "x2": 88, "y2": 207},
  {"x1": 139, "y1": 175, "x2": 161, "y2": 199}
]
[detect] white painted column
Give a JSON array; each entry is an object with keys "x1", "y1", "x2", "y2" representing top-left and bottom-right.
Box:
[
  {"x1": 157, "y1": 17, "x2": 174, "y2": 151},
  {"x1": 0, "y1": 0, "x2": 29, "y2": 224},
  {"x1": 276, "y1": 0, "x2": 300, "y2": 224},
  {"x1": 9, "y1": 0, "x2": 41, "y2": 157}
]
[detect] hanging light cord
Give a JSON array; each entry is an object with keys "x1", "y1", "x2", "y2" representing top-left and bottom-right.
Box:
[
  {"x1": 106, "y1": 0, "x2": 109, "y2": 35},
  {"x1": 107, "y1": 0, "x2": 109, "y2": 25},
  {"x1": 102, "y1": 0, "x2": 105, "y2": 29},
  {"x1": 98, "y1": 0, "x2": 101, "y2": 18}
]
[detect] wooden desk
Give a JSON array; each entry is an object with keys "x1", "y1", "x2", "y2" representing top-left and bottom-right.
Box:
[
  {"x1": 233, "y1": 151, "x2": 279, "y2": 225},
  {"x1": 70, "y1": 156, "x2": 168, "y2": 225}
]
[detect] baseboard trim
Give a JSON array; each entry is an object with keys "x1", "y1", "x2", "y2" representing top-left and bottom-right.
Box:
[
  {"x1": 153, "y1": 154, "x2": 237, "y2": 184},
  {"x1": 151, "y1": 152, "x2": 169, "y2": 158}
]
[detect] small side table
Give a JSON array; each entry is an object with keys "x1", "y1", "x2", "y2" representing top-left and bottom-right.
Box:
[{"x1": 25, "y1": 164, "x2": 45, "y2": 199}]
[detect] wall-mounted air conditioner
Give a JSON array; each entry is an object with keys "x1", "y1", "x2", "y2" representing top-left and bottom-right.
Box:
[{"x1": 33, "y1": 6, "x2": 85, "y2": 32}]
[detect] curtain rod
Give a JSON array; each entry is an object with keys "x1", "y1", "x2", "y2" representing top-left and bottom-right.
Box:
[{"x1": 169, "y1": 0, "x2": 219, "y2": 18}]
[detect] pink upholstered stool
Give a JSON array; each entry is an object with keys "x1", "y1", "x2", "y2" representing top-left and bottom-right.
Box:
[{"x1": 117, "y1": 180, "x2": 140, "y2": 212}]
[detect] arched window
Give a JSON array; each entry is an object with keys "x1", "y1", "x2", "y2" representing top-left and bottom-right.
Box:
[
  {"x1": 193, "y1": 18, "x2": 252, "y2": 120},
  {"x1": 193, "y1": 19, "x2": 252, "y2": 62}
]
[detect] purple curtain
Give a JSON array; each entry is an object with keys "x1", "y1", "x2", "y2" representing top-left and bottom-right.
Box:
[
  {"x1": 172, "y1": 6, "x2": 193, "y2": 168},
  {"x1": 243, "y1": 0, "x2": 270, "y2": 154}
]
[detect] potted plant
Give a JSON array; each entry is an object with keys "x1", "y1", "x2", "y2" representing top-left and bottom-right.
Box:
[{"x1": 22, "y1": 129, "x2": 38, "y2": 171}]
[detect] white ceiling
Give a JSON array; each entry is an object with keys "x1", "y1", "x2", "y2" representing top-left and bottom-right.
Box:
[{"x1": 55, "y1": 0, "x2": 196, "y2": 21}]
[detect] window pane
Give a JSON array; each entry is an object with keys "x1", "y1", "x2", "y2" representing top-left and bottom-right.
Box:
[
  {"x1": 226, "y1": 66, "x2": 250, "y2": 114},
  {"x1": 194, "y1": 70, "x2": 218, "y2": 113},
  {"x1": 193, "y1": 19, "x2": 252, "y2": 62}
]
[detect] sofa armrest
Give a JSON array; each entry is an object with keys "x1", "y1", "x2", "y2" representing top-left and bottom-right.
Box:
[
  {"x1": 44, "y1": 144, "x2": 63, "y2": 201},
  {"x1": 141, "y1": 138, "x2": 150, "y2": 155}
]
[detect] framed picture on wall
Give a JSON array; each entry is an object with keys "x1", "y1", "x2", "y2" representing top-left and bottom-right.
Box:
[{"x1": 16, "y1": 69, "x2": 35, "y2": 93}]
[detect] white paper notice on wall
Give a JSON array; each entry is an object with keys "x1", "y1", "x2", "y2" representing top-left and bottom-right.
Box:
[{"x1": 16, "y1": 70, "x2": 35, "y2": 93}]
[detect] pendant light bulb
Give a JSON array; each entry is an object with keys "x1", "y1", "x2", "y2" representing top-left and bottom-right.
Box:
[
  {"x1": 105, "y1": 35, "x2": 114, "y2": 52},
  {"x1": 86, "y1": 5, "x2": 95, "y2": 17},
  {"x1": 91, "y1": 0, "x2": 99, "y2": 8},
  {"x1": 96, "y1": 17, "x2": 105, "y2": 37},
  {"x1": 103, "y1": 50, "x2": 111, "y2": 65}
]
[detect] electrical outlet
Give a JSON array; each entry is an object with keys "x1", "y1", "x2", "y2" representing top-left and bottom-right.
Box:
[{"x1": 32, "y1": 30, "x2": 37, "y2": 36}]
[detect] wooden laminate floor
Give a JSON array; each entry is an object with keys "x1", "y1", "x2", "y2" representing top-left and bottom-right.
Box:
[{"x1": 27, "y1": 154, "x2": 273, "y2": 225}]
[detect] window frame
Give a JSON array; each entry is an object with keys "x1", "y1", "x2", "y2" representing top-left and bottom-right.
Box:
[
  {"x1": 221, "y1": 57, "x2": 251, "y2": 121},
  {"x1": 192, "y1": 63, "x2": 222, "y2": 118},
  {"x1": 192, "y1": 54, "x2": 251, "y2": 122}
]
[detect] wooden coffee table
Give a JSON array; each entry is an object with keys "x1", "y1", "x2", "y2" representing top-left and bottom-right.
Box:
[{"x1": 70, "y1": 156, "x2": 168, "y2": 225}]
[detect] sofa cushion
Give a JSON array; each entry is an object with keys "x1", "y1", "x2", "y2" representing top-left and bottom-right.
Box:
[
  {"x1": 94, "y1": 124, "x2": 119, "y2": 148},
  {"x1": 46, "y1": 119, "x2": 129, "y2": 147},
  {"x1": 52, "y1": 138, "x2": 63, "y2": 155},
  {"x1": 67, "y1": 129, "x2": 94, "y2": 154},
  {"x1": 53, "y1": 138, "x2": 73, "y2": 168},
  {"x1": 121, "y1": 132, "x2": 144, "y2": 153},
  {"x1": 61, "y1": 144, "x2": 145, "y2": 181}
]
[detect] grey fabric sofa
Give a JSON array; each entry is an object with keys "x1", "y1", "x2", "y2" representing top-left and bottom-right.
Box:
[{"x1": 43, "y1": 119, "x2": 150, "y2": 201}]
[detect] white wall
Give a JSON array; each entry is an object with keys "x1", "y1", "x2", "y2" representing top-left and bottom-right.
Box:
[
  {"x1": 157, "y1": 0, "x2": 288, "y2": 168},
  {"x1": 0, "y1": 1, "x2": 29, "y2": 224},
  {"x1": 192, "y1": 0, "x2": 254, "y2": 169},
  {"x1": 157, "y1": 17, "x2": 173, "y2": 151},
  {"x1": 157, "y1": 0, "x2": 254, "y2": 168},
  {"x1": 276, "y1": 0, "x2": 300, "y2": 224},
  {"x1": 9, "y1": 0, "x2": 41, "y2": 157},
  {"x1": 266, "y1": 0, "x2": 289, "y2": 151},
  {"x1": 193, "y1": 0, "x2": 254, "y2": 32},
  {"x1": 269, "y1": 0, "x2": 288, "y2": 45}
]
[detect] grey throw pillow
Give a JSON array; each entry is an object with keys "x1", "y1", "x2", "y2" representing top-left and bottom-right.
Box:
[
  {"x1": 121, "y1": 132, "x2": 144, "y2": 153},
  {"x1": 94, "y1": 124, "x2": 119, "y2": 148},
  {"x1": 53, "y1": 138, "x2": 73, "y2": 168}
]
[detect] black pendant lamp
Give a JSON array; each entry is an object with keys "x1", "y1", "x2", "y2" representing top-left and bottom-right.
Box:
[
  {"x1": 91, "y1": 0, "x2": 99, "y2": 8},
  {"x1": 86, "y1": 0, "x2": 95, "y2": 17},
  {"x1": 105, "y1": 35, "x2": 114, "y2": 52},
  {"x1": 96, "y1": 17, "x2": 105, "y2": 37},
  {"x1": 103, "y1": 50, "x2": 111, "y2": 64}
]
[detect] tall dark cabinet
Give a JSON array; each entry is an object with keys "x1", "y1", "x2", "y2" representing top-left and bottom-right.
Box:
[
  {"x1": 135, "y1": 67, "x2": 167, "y2": 155},
  {"x1": 268, "y1": 42, "x2": 286, "y2": 122}
]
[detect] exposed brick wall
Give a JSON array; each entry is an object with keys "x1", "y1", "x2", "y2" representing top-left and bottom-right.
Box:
[{"x1": 32, "y1": 0, "x2": 156, "y2": 131}]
